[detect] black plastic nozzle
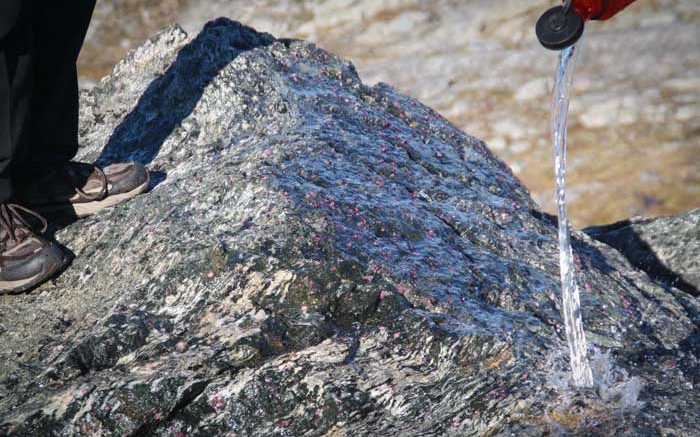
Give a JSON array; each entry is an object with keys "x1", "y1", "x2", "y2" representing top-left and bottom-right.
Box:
[{"x1": 536, "y1": 5, "x2": 584, "y2": 50}]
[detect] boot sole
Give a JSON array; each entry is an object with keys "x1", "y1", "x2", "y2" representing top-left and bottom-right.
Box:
[
  {"x1": 31, "y1": 177, "x2": 150, "y2": 219},
  {"x1": 0, "y1": 250, "x2": 68, "y2": 295},
  {"x1": 73, "y1": 177, "x2": 150, "y2": 218}
]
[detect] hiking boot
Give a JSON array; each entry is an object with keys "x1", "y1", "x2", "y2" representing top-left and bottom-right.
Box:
[
  {"x1": 17, "y1": 162, "x2": 150, "y2": 218},
  {"x1": 0, "y1": 203, "x2": 66, "y2": 294}
]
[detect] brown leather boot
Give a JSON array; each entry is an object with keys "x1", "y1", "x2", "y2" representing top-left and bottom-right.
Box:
[
  {"x1": 17, "y1": 162, "x2": 150, "y2": 218},
  {"x1": 0, "y1": 203, "x2": 66, "y2": 294}
]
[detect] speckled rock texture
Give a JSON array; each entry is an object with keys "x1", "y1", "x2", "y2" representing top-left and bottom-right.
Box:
[
  {"x1": 0, "y1": 20, "x2": 698, "y2": 437},
  {"x1": 79, "y1": 0, "x2": 700, "y2": 227},
  {"x1": 586, "y1": 209, "x2": 700, "y2": 297}
]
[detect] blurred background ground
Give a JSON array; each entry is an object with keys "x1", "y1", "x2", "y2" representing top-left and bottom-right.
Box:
[{"x1": 78, "y1": 0, "x2": 699, "y2": 227}]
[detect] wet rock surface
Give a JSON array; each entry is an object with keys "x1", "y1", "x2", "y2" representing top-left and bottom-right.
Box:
[
  {"x1": 586, "y1": 209, "x2": 700, "y2": 296},
  {"x1": 1, "y1": 20, "x2": 698, "y2": 437}
]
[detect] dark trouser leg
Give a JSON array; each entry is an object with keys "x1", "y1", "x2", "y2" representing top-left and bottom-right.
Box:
[
  {"x1": 0, "y1": 0, "x2": 31, "y2": 203},
  {"x1": 12, "y1": 0, "x2": 96, "y2": 186}
]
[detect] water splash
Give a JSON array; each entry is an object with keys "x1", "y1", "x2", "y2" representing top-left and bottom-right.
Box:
[
  {"x1": 551, "y1": 35, "x2": 593, "y2": 387},
  {"x1": 545, "y1": 347, "x2": 644, "y2": 410}
]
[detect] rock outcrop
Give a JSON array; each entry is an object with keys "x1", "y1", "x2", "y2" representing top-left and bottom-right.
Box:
[
  {"x1": 586, "y1": 210, "x2": 700, "y2": 296},
  {"x1": 1, "y1": 20, "x2": 698, "y2": 437},
  {"x1": 79, "y1": 0, "x2": 700, "y2": 226}
]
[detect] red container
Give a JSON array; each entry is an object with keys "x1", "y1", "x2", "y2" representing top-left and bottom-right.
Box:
[{"x1": 572, "y1": 0, "x2": 638, "y2": 21}]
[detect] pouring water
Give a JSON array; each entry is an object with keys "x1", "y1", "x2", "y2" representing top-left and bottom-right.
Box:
[
  {"x1": 536, "y1": 0, "x2": 640, "y2": 389},
  {"x1": 551, "y1": 38, "x2": 594, "y2": 387}
]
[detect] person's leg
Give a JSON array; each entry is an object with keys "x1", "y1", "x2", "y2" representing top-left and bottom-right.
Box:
[
  {"x1": 12, "y1": 0, "x2": 96, "y2": 181},
  {"x1": 0, "y1": 48, "x2": 15, "y2": 202},
  {"x1": 0, "y1": 0, "x2": 32, "y2": 203},
  {"x1": 9, "y1": 0, "x2": 149, "y2": 221},
  {"x1": 0, "y1": 1, "x2": 22, "y2": 38},
  {"x1": 0, "y1": 1, "x2": 67, "y2": 294}
]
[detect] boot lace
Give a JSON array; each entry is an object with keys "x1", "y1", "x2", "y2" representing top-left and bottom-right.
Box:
[
  {"x1": 0, "y1": 203, "x2": 48, "y2": 243},
  {"x1": 62, "y1": 163, "x2": 108, "y2": 201}
]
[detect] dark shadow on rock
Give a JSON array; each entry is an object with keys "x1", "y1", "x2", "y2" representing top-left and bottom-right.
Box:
[
  {"x1": 44, "y1": 217, "x2": 77, "y2": 263},
  {"x1": 96, "y1": 18, "x2": 274, "y2": 167},
  {"x1": 586, "y1": 219, "x2": 699, "y2": 296},
  {"x1": 147, "y1": 170, "x2": 167, "y2": 191}
]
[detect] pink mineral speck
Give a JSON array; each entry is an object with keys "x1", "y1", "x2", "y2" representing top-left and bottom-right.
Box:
[
  {"x1": 209, "y1": 394, "x2": 226, "y2": 412},
  {"x1": 621, "y1": 296, "x2": 632, "y2": 310},
  {"x1": 397, "y1": 283, "x2": 410, "y2": 294}
]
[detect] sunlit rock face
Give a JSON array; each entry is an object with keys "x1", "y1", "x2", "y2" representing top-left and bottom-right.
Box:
[
  {"x1": 80, "y1": 0, "x2": 700, "y2": 227},
  {"x1": 0, "y1": 20, "x2": 697, "y2": 437}
]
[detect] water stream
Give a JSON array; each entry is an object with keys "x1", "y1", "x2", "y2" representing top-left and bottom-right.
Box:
[{"x1": 551, "y1": 35, "x2": 594, "y2": 387}]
